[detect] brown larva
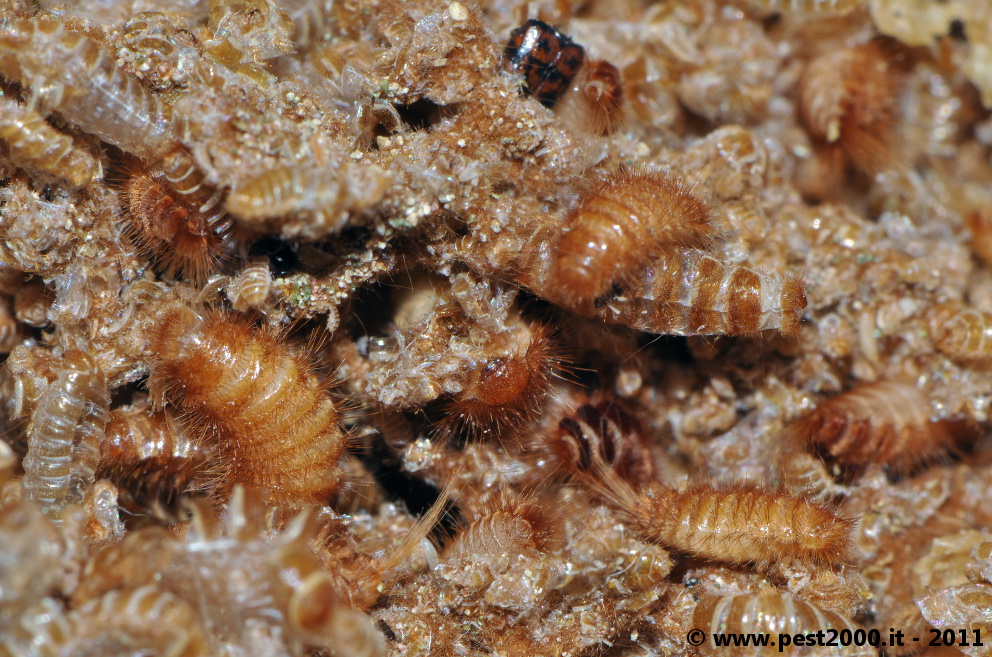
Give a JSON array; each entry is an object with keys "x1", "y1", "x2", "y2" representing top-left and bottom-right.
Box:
[
  {"x1": 545, "y1": 170, "x2": 714, "y2": 304},
  {"x1": 439, "y1": 321, "x2": 564, "y2": 440},
  {"x1": 549, "y1": 396, "x2": 654, "y2": 486},
  {"x1": 0, "y1": 18, "x2": 178, "y2": 161},
  {"x1": 12, "y1": 280, "x2": 53, "y2": 328},
  {"x1": 443, "y1": 493, "x2": 563, "y2": 562},
  {"x1": 590, "y1": 471, "x2": 854, "y2": 566},
  {"x1": 784, "y1": 381, "x2": 970, "y2": 472},
  {"x1": 598, "y1": 248, "x2": 807, "y2": 336},
  {"x1": 118, "y1": 159, "x2": 225, "y2": 283},
  {"x1": 932, "y1": 305, "x2": 992, "y2": 361},
  {"x1": 148, "y1": 304, "x2": 346, "y2": 503},
  {"x1": 799, "y1": 38, "x2": 907, "y2": 176},
  {"x1": 0, "y1": 90, "x2": 101, "y2": 188},
  {"x1": 99, "y1": 403, "x2": 220, "y2": 512},
  {"x1": 693, "y1": 589, "x2": 874, "y2": 657},
  {"x1": 21, "y1": 349, "x2": 109, "y2": 522}
]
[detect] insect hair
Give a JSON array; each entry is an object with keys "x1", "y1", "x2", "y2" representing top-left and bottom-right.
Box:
[
  {"x1": 21, "y1": 349, "x2": 108, "y2": 522},
  {"x1": 587, "y1": 467, "x2": 854, "y2": 566},
  {"x1": 693, "y1": 589, "x2": 874, "y2": 656},
  {"x1": 542, "y1": 170, "x2": 714, "y2": 305},
  {"x1": 148, "y1": 303, "x2": 347, "y2": 503},
  {"x1": 783, "y1": 380, "x2": 969, "y2": 472},
  {"x1": 597, "y1": 248, "x2": 807, "y2": 336},
  {"x1": 0, "y1": 89, "x2": 101, "y2": 188},
  {"x1": 0, "y1": 18, "x2": 178, "y2": 160}
]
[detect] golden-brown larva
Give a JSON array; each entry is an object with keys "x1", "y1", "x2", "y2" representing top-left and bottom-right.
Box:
[
  {"x1": 799, "y1": 38, "x2": 907, "y2": 176},
  {"x1": 148, "y1": 304, "x2": 346, "y2": 503},
  {"x1": 224, "y1": 161, "x2": 391, "y2": 238},
  {"x1": 443, "y1": 493, "x2": 563, "y2": 562},
  {"x1": 0, "y1": 90, "x2": 101, "y2": 188},
  {"x1": 592, "y1": 472, "x2": 854, "y2": 566},
  {"x1": 545, "y1": 170, "x2": 714, "y2": 304},
  {"x1": 118, "y1": 158, "x2": 226, "y2": 283},
  {"x1": 20, "y1": 349, "x2": 109, "y2": 523},
  {"x1": 598, "y1": 248, "x2": 807, "y2": 337},
  {"x1": 99, "y1": 403, "x2": 220, "y2": 513},
  {"x1": 0, "y1": 18, "x2": 178, "y2": 161},
  {"x1": 439, "y1": 321, "x2": 563, "y2": 440},
  {"x1": 784, "y1": 381, "x2": 969, "y2": 472},
  {"x1": 693, "y1": 589, "x2": 874, "y2": 657}
]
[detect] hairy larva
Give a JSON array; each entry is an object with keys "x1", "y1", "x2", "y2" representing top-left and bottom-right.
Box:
[
  {"x1": 118, "y1": 159, "x2": 225, "y2": 283},
  {"x1": 549, "y1": 397, "x2": 654, "y2": 485},
  {"x1": 932, "y1": 305, "x2": 992, "y2": 361},
  {"x1": 0, "y1": 18, "x2": 178, "y2": 160},
  {"x1": 693, "y1": 590, "x2": 874, "y2": 656},
  {"x1": 443, "y1": 493, "x2": 563, "y2": 562},
  {"x1": 225, "y1": 161, "x2": 391, "y2": 238},
  {"x1": 159, "y1": 146, "x2": 229, "y2": 230},
  {"x1": 21, "y1": 350, "x2": 109, "y2": 522},
  {"x1": 598, "y1": 249, "x2": 807, "y2": 337},
  {"x1": 68, "y1": 586, "x2": 209, "y2": 657},
  {"x1": 228, "y1": 258, "x2": 272, "y2": 312},
  {"x1": 546, "y1": 170, "x2": 714, "y2": 304},
  {"x1": 555, "y1": 59, "x2": 625, "y2": 136},
  {"x1": 744, "y1": 0, "x2": 864, "y2": 15},
  {"x1": 439, "y1": 321, "x2": 563, "y2": 440},
  {"x1": 0, "y1": 90, "x2": 101, "y2": 188},
  {"x1": 12, "y1": 280, "x2": 53, "y2": 327},
  {"x1": 591, "y1": 473, "x2": 854, "y2": 566},
  {"x1": 784, "y1": 381, "x2": 969, "y2": 471},
  {"x1": 504, "y1": 19, "x2": 585, "y2": 108},
  {"x1": 99, "y1": 404, "x2": 220, "y2": 512},
  {"x1": 799, "y1": 38, "x2": 907, "y2": 176},
  {"x1": 148, "y1": 304, "x2": 346, "y2": 503}
]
